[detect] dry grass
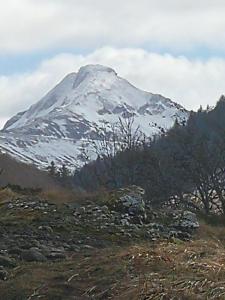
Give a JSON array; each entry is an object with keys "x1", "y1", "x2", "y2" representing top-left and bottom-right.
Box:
[
  {"x1": 1, "y1": 184, "x2": 225, "y2": 299},
  {"x1": 0, "y1": 187, "x2": 17, "y2": 204},
  {"x1": 40, "y1": 188, "x2": 77, "y2": 205},
  {"x1": 120, "y1": 239, "x2": 225, "y2": 299},
  {"x1": 116, "y1": 223, "x2": 225, "y2": 300},
  {"x1": 40, "y1": 188, "x2": 107, "y2": 205},
  {"x1": 0, "y1": 184, "x2": 99, "y2": 206},
  {"x1": 0, "y1": 153, "x2": 60, "y2": 190},
  {"x1": 195, "y1": 221, "x2": 225, "y2": 245},
  {"x1": 1, "y1": 224, "x2": 225, "y2": 300}
]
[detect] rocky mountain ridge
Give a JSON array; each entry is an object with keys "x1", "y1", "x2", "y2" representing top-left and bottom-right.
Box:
[{"x1": 0, "y1": 64, "x2": 188, "y2": 169}]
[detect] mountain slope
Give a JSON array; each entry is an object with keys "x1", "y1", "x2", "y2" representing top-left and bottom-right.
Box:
[
  {"x1": 0, "y1": 153, "x2": 58, "y2": 189},
  {"x1": 0, "y1": 64, "x2": 188, "y2": 169}
]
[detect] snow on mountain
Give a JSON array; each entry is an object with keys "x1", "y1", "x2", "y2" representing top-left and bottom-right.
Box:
[{"x1": 0, "y1": 64, "x2": 189, "y2": 169}]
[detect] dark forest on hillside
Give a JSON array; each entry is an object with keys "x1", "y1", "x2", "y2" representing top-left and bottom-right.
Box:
[{"x1": 72, "y1": 96, "x2": 225, "y2": 215}]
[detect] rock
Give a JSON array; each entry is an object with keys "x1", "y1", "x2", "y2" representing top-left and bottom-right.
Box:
[
  {"x1": 101, "y1": 205, "x2": 109, "y2": 214},
  {"x1": 147, "y1": 223, "x2": 165, "y2": 231},
  {"x1": 119, "y1": 186, "x2": 145, "y2": 208},
  {"x1": 0, "y1": 267, "x2": 8, "y2": 280},
  {"x1": 21, "y1": 249, "x2": 47, "y2": 262},
  {"x1": 8, "y1": 247, "x2": 23, "y2": 256},
  {"x1": 75, "y1": 207, "x2": 86, "y2": 215},
  {"x1": 82, "y1": 245, "x2": 95, "y2": 250},
  {"x1": 0, "y1": 255, "x2": 16, "y2": 268},
  {"x1": 121, "y1": 219, "x2": 130, "y2": 226},
  {"x1": 47, "y1": 252, "x2": 66, "y2": 260},
  {"x1": 174, "y1": 211, "x2": 199, "y2": 230},
  {"x1": 114, "y1": 186, "x2": 146, "y2": 222},
  {"x1": 169, "y1": 230, "x2": 191, "y2": 241},
  {"x1": 0, "y1": 243, "x2": 8, "y2": 251},
  {"x1": 38, "y1": 225, "x2": 53, "y2": 233},
  {"x1": 68, "y1": 245, "x2": 80, "y2": 252}
]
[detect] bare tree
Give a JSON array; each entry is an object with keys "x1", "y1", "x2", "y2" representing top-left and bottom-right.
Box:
[
  {"x1": 88, "y1": 116, "x2": 145, "y2": 159},
  {"x1": 76, "y1": 116, "x2": 146, "y2": 189},
  {"x1": 118, "y1": 116, "x2": 145, "y2": 151}
]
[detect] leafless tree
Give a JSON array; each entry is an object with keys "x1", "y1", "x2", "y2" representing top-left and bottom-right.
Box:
[
  {"x1": 76, "y1": 116, "x2": 146, "y2": 189},
  {"x1": 88, "y1": 116, "x2": 146, "y2": 160}
]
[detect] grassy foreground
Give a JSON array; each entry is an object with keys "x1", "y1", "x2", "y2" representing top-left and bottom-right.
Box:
[
  {"x1": 0, "y1": 188, "x2": 225, "y2": 299},
  {"x1": 0, "y1": 223, "x2": 225, "y2": 300}
]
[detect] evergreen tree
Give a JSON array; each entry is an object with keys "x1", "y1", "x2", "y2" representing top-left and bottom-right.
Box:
[
  {"x1": 47, "y1": 161, "x2": 57, "y2": 177},
  {"x1": 59, "y1": 164, "x2": 70, "y2": 185}
]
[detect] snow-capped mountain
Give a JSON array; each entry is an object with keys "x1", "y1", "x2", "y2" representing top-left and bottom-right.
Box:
[{"x1": 0, "y1": 64, "x2": 188, "y2": 169}]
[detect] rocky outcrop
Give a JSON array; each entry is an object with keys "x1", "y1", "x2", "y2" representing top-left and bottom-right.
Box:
[
  {"x1": 173, "y1": 210, "x2": 199, "y2": 230},
  {"x1": 0, "y1": 255, "x2": 16, "y2": 268},
  {"x1": 110, "y1": 186, "x2": 147, "y2": 223},
  {"x1": 0, "y1": 187, "x2": 200, "y2": 281},
  {"x1": 21, "y1": 248, "x2": 47, "y2": 262}
]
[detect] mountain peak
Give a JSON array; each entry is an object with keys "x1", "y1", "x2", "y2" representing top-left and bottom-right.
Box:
[
  {"x1": 72, "y1": 64, "x2": 117, "y2": 90},
  {"x1": 0, "y1": 64, "x2": 189, "y2": 169},
  {"x1": 78, "y1": 64, "x2": 117, "y2": 75}
]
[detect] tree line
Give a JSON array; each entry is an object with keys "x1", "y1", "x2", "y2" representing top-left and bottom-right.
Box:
[{"x1": 70, "y1": 96, "x2": 225, "y2": 215}]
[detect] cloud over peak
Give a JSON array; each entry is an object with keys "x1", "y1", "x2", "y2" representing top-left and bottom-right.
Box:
[
  {"x1": 1, "y1": 0, "x2": 225, "y2": 53},
  {"x1": 1, "y1": 47, "x2": 225, "y2": 128}
]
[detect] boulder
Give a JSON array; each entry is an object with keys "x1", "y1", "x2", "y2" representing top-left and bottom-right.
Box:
[
  {"x1": 114, "y1": 186, "x2": 146, "y2": 219},
  {"x1": 47, "y1": 252, "x2": 66, "y2": 260},
  {"x1": 8, "y1": 247, "x2": 23, "y2": 256},
  {"x1": 38, "y1": 225, "x2": 53, "y2": 233},
  {"x1": 0, "y1": 267, "x2": 8, "y2": 280},
  {"x1": 0, "y1": 255, "x2": 16, "y2": 268},
  {"x1": 173, "y1": 210, "x2": 199, "y2": 230},
  {"x1": 21, "y1": 248, "x2": 47, "y2": 262}
]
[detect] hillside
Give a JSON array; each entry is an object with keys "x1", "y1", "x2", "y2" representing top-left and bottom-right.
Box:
[
  {"x1": 74, "y1": 96, "x2": 225, "y2": 215},
  {"x1": 0, "y1": 99, "x2": 225, "y2": 299},
  {"x1": 0, "y1": 153, "x2": 57, "y2": 189},
  {"x1": 0, "y1": 186, "x2": 224, "y2": 299}
]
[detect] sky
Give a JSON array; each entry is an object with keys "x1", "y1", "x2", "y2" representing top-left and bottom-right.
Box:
[{"x1": 1, "y1": 0, "x2": 225, "y2": 129}]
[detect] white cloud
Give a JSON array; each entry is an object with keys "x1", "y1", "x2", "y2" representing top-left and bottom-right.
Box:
[
  {"x1": 1, "y1": 0, "x2": 225, "y2": 53},
  {"x1": 1, "y1": 47, "x2": 225, "y2": 129}
]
